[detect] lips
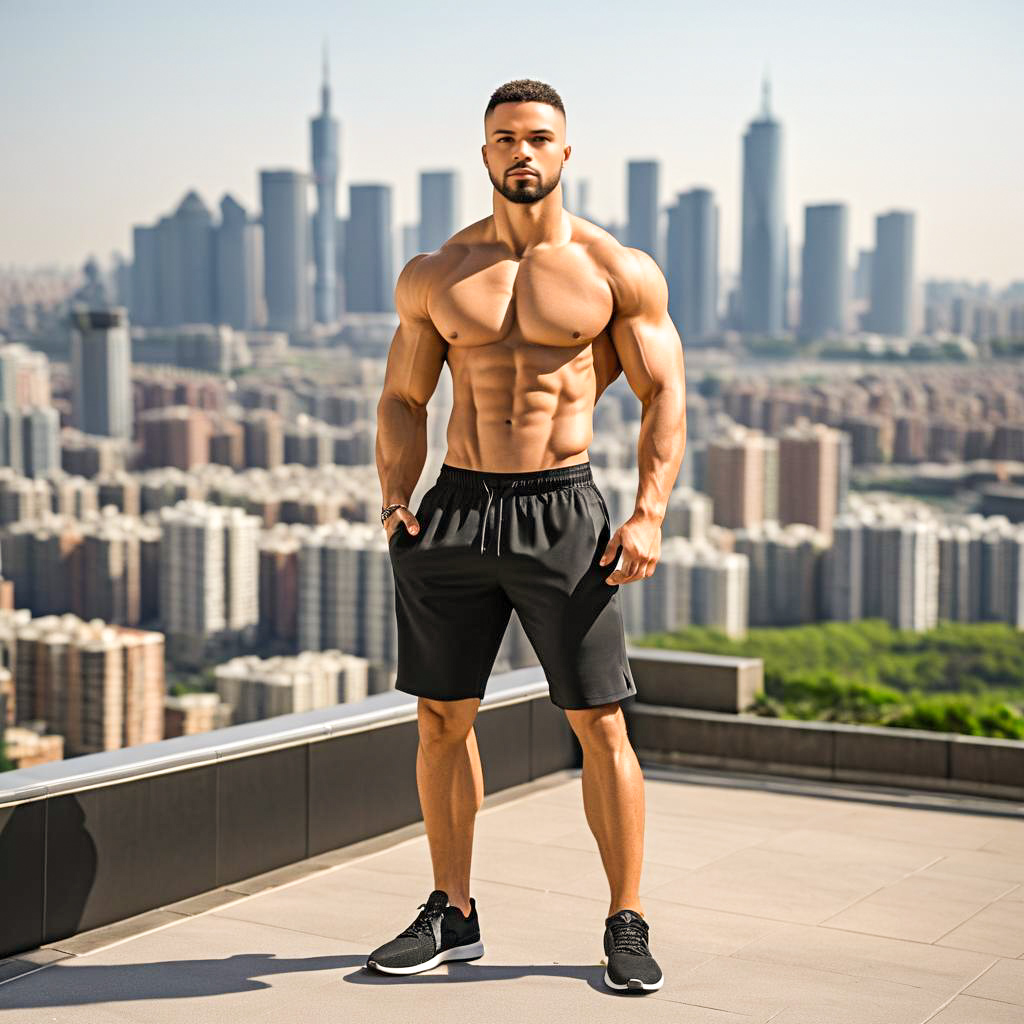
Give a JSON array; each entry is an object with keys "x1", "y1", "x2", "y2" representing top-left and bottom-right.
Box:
[{"x1": 509, "y1": 170, "x2": 536, "y2": 178}]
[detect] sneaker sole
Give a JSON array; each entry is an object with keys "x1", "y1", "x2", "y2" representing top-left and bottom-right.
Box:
[
  {"x1": 603, "y1": 967, "x2": 664, "y2": 991},
  {"x1": 366, "y1": 939, "x2": 485, "y2": 975}
]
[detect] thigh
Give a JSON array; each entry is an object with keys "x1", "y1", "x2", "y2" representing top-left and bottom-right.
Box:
[
  {"x1": 390, "y1": 482, "x2": 513, "y2": 702},
  {"x1": 500, "y1": 483, "x2": 637, "y2": 710}
]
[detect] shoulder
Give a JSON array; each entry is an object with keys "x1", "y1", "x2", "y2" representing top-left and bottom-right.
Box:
[
  {"x1": 562, "y1": 215, "x2": 659, "y2": 313},
  {"x1": 397, "y1": 218, "x2": 487, "y2": 303},
  {"x1": 590, "y1": 238, "x2": 666, "y2": 317},
  {"x1": 394, "y1": 238, "x2": 465, "y2": 319}
]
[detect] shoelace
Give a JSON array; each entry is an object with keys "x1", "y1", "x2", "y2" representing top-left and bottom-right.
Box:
[
  {"x1": 399, "y1": 901, "x2": 445, "y2": 940},
  {"x1": 608, "y1": 917, "x2": 650, "y2": 956}
]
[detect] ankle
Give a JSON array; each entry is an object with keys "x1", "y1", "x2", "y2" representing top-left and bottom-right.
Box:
[
  {"x1": 608, "y1": 903, "x2": 644, "y2": 919},
  {"x1": 446, "y1": 896, "x2": 472, "y2": 917}
]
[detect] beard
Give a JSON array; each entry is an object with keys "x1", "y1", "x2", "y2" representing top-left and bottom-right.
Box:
[{"x1": 489, "y1": 164, "x2": 562, "y2": 204}]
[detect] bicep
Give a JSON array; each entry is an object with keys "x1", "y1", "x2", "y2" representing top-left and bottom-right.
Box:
[
  {"x1": 608, "y1": 250, "x2": 684, "y2": 406},
  {"x1": 382, "y1": 256, "x2": 448, "y2": 409}
]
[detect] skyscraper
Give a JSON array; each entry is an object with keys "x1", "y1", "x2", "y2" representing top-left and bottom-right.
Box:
[
  {"x1": 853, "y1": 249, "x2": 874, "y2": 303},
  {"x1": 419, "y1": 171, "x2": 459, "y2": 253},
  {"x1": 310, "y1": 42, "x2": 340, "y2": 324},
  {"x1": 626, "y1": 160, "x2": 660, "y2": 266},
  {"x1": 69, "y1": 308, "x2": 132, "y2": 439},
  {"x1": 799, "y1": 203, "x2": 849, "y2": 340},
  {"x1": 260, "y1": 170, "x2": 313, "y2": 332},
  {"x1": 155, "y1": 213, "x2": 184, "y2": 326},
  {"x1": 174, "y1": 191, "x2": 216, "y2": 325},
  {"x1": 131, "y1": 225, "x2": 160, "y2": 326},
  {"x1": 740, "y1": 76, "x2": 786, "y2": 336},
  {"x1": 344, "y1": 184, "x2": 394, "y2": 313},
  {"x1": 20, "y1": 406, "x2": 60, "y2": 478},
  {"x1": 216, "y1": 194, "x2": 264, "y2": 330},
  {"x1": 868, "y1": 211, "x2": 916, "y2": 337},
  {"x1": 666, "y1": 188, "x2": 719, "y2": 342}
]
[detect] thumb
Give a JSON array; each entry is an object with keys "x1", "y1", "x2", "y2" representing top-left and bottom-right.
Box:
[
  {"x1": 403, "y1": 510, "x2": 420, "y2": 534},
  {"x1": 599, "y1": 530, "x2": 620, "y2": 565}
]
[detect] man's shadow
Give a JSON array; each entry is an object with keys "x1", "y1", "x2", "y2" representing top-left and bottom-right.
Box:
[{"x1": 0, "y1": 953, "x2": 645, "y2": 1009}]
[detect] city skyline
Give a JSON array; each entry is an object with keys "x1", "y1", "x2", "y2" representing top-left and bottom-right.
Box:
[{"x1": 1, "y1": 0, "x2": 1021, "y2": 286}]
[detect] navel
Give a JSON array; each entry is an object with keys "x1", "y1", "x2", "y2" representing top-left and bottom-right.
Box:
[
  {"x1": 572, "y1": 331, "x2": 581, "y2": 339},
  {"x1": 449, "y1": 331, "x2": 458, "y2": 339}
]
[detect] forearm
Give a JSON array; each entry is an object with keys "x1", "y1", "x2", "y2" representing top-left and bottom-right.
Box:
[
  {"x1": 633, "y1": 385, "x2": 686, "y2": 524},
  {"x1": 376, "y1": 395, "x2": 428, "y2": 507}
]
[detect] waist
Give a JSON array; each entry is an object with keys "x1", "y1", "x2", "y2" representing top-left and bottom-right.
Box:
[{"x1": 437, "y1": 461, "x2": 594, "y2": 495}]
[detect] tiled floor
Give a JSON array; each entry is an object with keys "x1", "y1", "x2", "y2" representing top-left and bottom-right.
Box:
[{"x1": 1, "y1": 766, "x2": 1022, "y2": 1023}]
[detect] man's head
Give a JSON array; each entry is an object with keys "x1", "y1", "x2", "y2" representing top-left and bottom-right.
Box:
[{"x1": 483, "y1": 79, "x2": 569, "y2": 205}]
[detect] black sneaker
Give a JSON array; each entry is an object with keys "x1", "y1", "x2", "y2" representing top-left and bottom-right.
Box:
[
  {"x1": 602, "y1": 909, "x2": 664, "y2": 991},
  {"x1": 365, "y1": 889, "x2": 484, "y2": 975}
]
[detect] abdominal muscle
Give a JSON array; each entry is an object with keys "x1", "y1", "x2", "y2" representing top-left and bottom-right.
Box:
[{"x1": 442, "y1": 337, "x2": 599, "y2": 473}]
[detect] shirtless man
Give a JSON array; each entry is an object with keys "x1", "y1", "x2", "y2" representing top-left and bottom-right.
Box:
[{"x1": 367, "y1": 79, "x2": 686, "y2": 993}]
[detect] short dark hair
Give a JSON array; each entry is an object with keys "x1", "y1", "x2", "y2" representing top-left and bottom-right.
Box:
[{"x1": 485, "y1": 79, "x2": 565, "y2": 120}]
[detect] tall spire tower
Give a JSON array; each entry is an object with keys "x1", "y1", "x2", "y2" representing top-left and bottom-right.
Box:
[
  {"x1": 739, "y1": 73, "x2": 786, "y2": 336},
  {"x1": 311, "y1": 38, "x2": 340, "y2": 324}
]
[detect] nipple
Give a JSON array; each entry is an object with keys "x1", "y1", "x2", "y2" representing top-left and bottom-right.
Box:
[{"x1": 572, "y1": 331, "x2": 581, "y2": 339}]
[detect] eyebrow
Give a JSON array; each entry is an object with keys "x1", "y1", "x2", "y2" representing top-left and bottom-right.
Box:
[{"x1": 490, "y1": 128, "x2": 555, "y2": 137}]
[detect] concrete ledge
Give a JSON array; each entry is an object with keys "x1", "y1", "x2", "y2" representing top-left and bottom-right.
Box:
[
  {"x1": 627, "y1": 646, "x2": 763, "y2": 712},
  {"x1": 625, "y1": 704, "x2": 1024, "y2": 802},
  {"x1": 950, "y1": 733, "x2": 1024, "y2": 790}
]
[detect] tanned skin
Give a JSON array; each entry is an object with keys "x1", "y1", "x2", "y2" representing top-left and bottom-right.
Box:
[{"x1": 376, "y1": 98, "x2": 686, "y2": 923}]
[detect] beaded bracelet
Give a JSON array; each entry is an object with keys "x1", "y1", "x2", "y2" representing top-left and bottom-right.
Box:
[{"x1": 381, "y1": 503, "x2": 408, "y2": 527}]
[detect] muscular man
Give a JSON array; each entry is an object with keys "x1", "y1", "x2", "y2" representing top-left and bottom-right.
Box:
[{"x1": 367, "y1": 79, "x2": 686, "y2": 993}]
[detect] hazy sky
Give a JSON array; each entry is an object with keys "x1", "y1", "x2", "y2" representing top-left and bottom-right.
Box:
[{"x1": 1, "y1": 0, "x2": 1021, "y2": 286}]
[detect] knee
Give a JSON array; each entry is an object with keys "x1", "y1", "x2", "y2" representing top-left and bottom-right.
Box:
[
  {"x1": 565, "y1": 703, "x2": 628, "y2": 752},
  {"x1": 417, "y1": 696, "x2": 478, "y2": 747}
]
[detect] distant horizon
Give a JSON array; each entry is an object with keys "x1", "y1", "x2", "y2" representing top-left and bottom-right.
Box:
[{"x1": 1, "y1": 0, "x2": 1021, "y2": 288}]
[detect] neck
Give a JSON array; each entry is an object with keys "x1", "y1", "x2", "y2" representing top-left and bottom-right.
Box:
[{"x1": 491, "y1": 185, "x2": 570, "y2": 256}]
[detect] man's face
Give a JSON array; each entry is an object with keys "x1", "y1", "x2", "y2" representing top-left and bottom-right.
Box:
[{"x1": 482, "y1": 101, "x2": 569, "y2": 205}]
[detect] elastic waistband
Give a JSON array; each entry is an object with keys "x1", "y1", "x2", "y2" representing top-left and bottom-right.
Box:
[{"x1": 438, "y1": 461, "x2": 593, "y2": 495}]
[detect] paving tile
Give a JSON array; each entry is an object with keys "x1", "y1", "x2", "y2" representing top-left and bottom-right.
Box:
[
  {"x1": 513, "y1": 827, "x2": 688, "y2": 894},
  {"x1": 473, "y1": 792, "x2": 590, "y2": 844},
  {"x1": 537, "y1": 777, "x2": 839, "y2": 830},
  {"x1": 542, "y1": 810, "x2": 777, "y2": 872},
  {"x1": 927, "y1": 994, "x2": 1024, "y2": 1023},
  {"x1": 820, "y1": 868, "x2": 1015, "y2": 943},
  {"x1": 653, "y1": 953, "x2": 944, "y2": 1022},
  {"x1": 211, "y1": 865, "x2": 522, "y2": 944},
  {"x1": 936, "y1": 901, "x2": 1024, "y2": 957},
  {"x1": 729, "y1": 920, "x2": 997, "y2": 996},
  {"x1": 963, "y1": 957, "x2": 1024, "y2": 1005},
  {"x1": 43, "y1": 910, "x2": 188, "y2": 956},
  {"x1": 980, "y1": 825, "x2": 1024, "y2": 859},
  {"x1": 335, "y1": 967, "x2": 762, "y2": 1024},
  {"x1": 641, "y1": 845, "x2": 913, "y2": 924},
  {"x1": 931, "y1": 849, "x2": 1024, "y2": 884},
  {"x1": 754, "y1": 826, "x2": 944, "y2": 873},
  {"x1": 0, "y1": 914, "x2": 362, "y2": 1023},
  {"x1": 793, "y1": 804, "x2": 1013, "y2": 851}
]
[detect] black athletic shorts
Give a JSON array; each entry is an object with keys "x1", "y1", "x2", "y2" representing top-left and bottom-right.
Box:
[{"x1": 388, "y1": 460, "x2": 637, "y2": 710}]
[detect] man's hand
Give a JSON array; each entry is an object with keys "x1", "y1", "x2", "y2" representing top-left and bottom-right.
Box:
[
  {"x1": 386, "y1": 508, "x2": 420, "y2": 541},
  {"x1": 599, "y1": 512, "x2": 661, "y2": 584}
]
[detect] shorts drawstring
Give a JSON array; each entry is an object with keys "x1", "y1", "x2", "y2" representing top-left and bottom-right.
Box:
[
  {"x1": 480, "y1": 481, "x2": 493, "y2": 555},
  {"x1": 479, "y1": 481, "x2": 503, "y2": 557}
]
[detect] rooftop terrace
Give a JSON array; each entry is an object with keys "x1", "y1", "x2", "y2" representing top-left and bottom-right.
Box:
[{"x1": 2, "y1": 764, "x2": 1023, "y2": 1023}]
